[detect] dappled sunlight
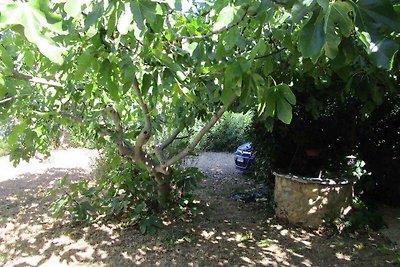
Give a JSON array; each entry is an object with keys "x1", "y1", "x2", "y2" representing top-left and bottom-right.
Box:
[{"x1": 0, "y1": 150, "x2": 397, "y2": 266}]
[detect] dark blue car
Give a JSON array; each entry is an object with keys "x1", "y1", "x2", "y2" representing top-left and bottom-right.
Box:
[{"x1": 234, "y1": 142, "x2": 255, "y2": 171}]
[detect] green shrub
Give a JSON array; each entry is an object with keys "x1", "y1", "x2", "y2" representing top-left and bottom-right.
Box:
[
  {"x1": 250, "y1": 94, "x2": 400, "y2": 207},
  {"x1": 198, "y1": 111, "x2": 252, "y2": 152},
  {"x1": 47, "y1": 145, "x2": 203, "y2": 233},
  {"x1": 325, "y1": 197, "x2": 386, "y2": 234},
  {"x1": 356, "y1": 95, "x2": 400, "y2": 206}
]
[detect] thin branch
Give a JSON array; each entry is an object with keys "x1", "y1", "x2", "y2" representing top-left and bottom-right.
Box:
[
  {"x1": 103, "y1": 105, "x2": 136, "y2": 159},
  {"x1": 164, "y1": 95, "x2": 237, "y2": 167},
  {"x1": 105, "y1": 105, "x2": 123, "y2": 133},
  {"x1": 166, "y1": 7, "x2": 248, "y2": 40},
  {"x1": 160, "y1": 128, "x2": 182, "y2": 150},
  {"x1": 153, "y1": 135, "x2": 167, "y2": 164},
  {"x1": 98, "y1": 127, "x2": 115, "y2": 137},
  {"x1": 0, "y1": 94, "x2": 31, "y2": 104},
  {"x1": 254, "y1": 48, "x2": 286, "y2": 60},
  {"x1": 271, "y1": 0, "x2": 289, "y2": 6},
  {"x1": 175, "y1": 135, "x2": 190, "y2": 140},
  {"x1": 102, "y1": 85, "x2": 167, "y2": 175},
  {"x1": 132, "y1": 75, "x2": 152, "y2": 158},
  {"x1": 10, "y1": 70, "x2": 63, "y2": 88}
]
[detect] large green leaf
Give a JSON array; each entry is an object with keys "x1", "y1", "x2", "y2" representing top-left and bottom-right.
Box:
[
  {"x1": 223, "y1": 27, "x2": 239, "y2": 51},
  {"x1": 265, "y1": 87, "x2": 276, "y2": 117},
  {"x1": 298, "y1": 10, "x2": 324, "y2": 61},
  {"x1": 64, "y1": 0, "x2": 83, "y2": 18},
  {"x1": 84, "y1": 2, "x2": 104, "y2": 30},
  {"x1": 354, "y1": 0, "x2": 400, "y2": 69},
  {"x1": 264, "y1": 84, "x2": 296, "y2": 124},
  {"x1": 356, "y1": 0, "x2": 400, "y2": 31},
  {"x1": 131, "y1": 0, "x2": 144, "y2": 31},
  {"x1": 291, "y1": 0, "x2": 316, "y2": 22},
  {"x1": 0, "y1": 45, "x2": 13, "y2": 72},
  {"x1": 75, "y1": 50, "x2": 93, "y2": 80},
  {"x1": 117, "y1": 2, "x2": 134, "y2": 35},
  {"x1": 108, "y1": 79, "x2": 119, "y2": 102},
  {"x1": 139, "y1": 1, "x2": 159, "y2": 26},
  {"x1": 249, "y1": 39, "x2": 267, "y2": 60},
  {"x1": 173, "y1": 81, "x2": 194, "y2": 103},
  {"x1": 213, "y1": 5, "x2": 241, "y2": 32},
  {"x1": 221, "y1": 85, "x2": 234, "y2": 107},
  {"x1": 156, "y1": 54, "x2": 186, "y2": 82},
  {"x1": 276, "y1": 95, "x2": 293, "y2": 124},
  {"x1": 224, "y1": 60, "x2": 244, "y2": 98},
  {"x1": 0, "y1": 2, "x2": 64, "y2": 64},
  {"x1": 368, "y1": 39, "x2": 399, "y2": 70},
  {"x1": 323, "y1": 1, "x2": 354, "y2": 59},
  {"x1": 278, "y1": 84, "x2": 296, "y2": 105}
]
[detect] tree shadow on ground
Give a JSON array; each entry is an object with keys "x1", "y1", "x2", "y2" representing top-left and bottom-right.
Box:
[{"x1": 0, "y1": 155, "x2": 398, "y2": 266}]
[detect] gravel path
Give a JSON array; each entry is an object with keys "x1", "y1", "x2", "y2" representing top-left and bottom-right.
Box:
[{"x1": 0, "y1": 149, "x2": 398, "y2": 266}]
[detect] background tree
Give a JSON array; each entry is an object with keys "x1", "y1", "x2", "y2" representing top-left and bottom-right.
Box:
[{"x1": 0, "y1": 0, "x2": 398, "y2": 213}]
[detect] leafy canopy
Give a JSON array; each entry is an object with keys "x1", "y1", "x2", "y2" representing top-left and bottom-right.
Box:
[{"x1": 0, "y1": 0, "x2": 398, "y2": 169}]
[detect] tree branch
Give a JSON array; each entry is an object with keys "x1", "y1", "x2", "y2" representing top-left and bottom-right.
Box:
[
  {"x1": 164, "y1": 95, "x2": 237, "y2": 167},
  {"x1": 160, "y1": 128, "x2": 182, "y2": 150},
  {"x1": 10, "y1": 70, "x2": 63, "y2": 88},
  {"x1": 132, "y1": 75, "x2": 152, "y2": 158},
  {"x1": 175, "y1": 135, "x2": 190, "y2": 140},
  {"x1": 0, "y1": 94, "x2": 31, "y2": 104},
  {"x1": 254, "y1": 48, "x2": 286, "y2": 60},
  {"x1": 98, "y1": 127, "x2": 114, "y2": 137},
  {"x1": 105, "y1": 105, "x2": 123, "y2": 133},
  {"x1": 166, "y1": 7, "x2": 248, "y2": 40},
  {"x1": 102, "y1": 105, "x2": 140, "y2": 161},
  {"x1": 153, "y1": 134, "x2": 167, "y2": 164},
  {"x1": 101, "y1": 111, "x2": 162, "y2": 174}
]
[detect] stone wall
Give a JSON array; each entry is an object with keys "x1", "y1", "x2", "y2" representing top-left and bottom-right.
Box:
[{"x1": 274, "y1": 173, "x2": 353, "y2": 228}]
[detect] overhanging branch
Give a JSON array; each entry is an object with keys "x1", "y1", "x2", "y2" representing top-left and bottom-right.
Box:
[
  {"x1": 10, "y1": 70, "x2": 63, "y2": 88},
  {"x1": 132, "y1": 74, "x2": 152, "y2": 157},
  {"x1": 0, "y1": 94, "x2": 31, "y2": 104},
  {"x1": 164, "y1": 95, "x2": 237, "y2": 167},
  {"x1": 160, "y1": 128, "x2": 182, "y2": 150},
  {"x1": 254, "y1": 48, "x2": 286, "y2": 60},
  {"x1": 105, "y1": 105, "x2": 123, "y2": 133},
  {"x1": 153, "y1": 134, "x2": 167, "y2": 164}
]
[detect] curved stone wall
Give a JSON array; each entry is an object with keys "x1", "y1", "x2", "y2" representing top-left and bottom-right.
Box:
[{"x1": 274, "y1": 173, "x2": 354, "y2": 228}]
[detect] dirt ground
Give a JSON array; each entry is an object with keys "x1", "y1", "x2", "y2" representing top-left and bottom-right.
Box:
[{"x1": 0, "y1": 149, "x2": 399, "y2": 266}]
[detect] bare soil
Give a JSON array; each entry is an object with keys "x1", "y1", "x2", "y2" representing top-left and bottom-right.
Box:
[{"x1": 0, "y1": 149, "x2": 398, "y2": 266}]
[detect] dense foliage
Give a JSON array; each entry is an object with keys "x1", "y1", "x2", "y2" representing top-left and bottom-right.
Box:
[
  {"x1": 48, "y1": 145, "x2": 202, "y2": 229},
  {"x1": 198, "y1": 111, "x2": 252, "y2": 152},
  {"x1": 250, "y1": 94, "x2": 400, "y2": 206},
  {"x1": 324, "y1": 197, "x2": 386, "y2": 234},
  {"x1": 1, "y1": 0, "x2": 399, "y2": 221},
  {"x1": 357, "y1": 95, "x2": 400, "y2": 205}
]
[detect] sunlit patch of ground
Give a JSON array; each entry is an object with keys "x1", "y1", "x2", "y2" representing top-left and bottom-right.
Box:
[{"x1": 0, "y1": 149, "x2": 398, "y2": 266}]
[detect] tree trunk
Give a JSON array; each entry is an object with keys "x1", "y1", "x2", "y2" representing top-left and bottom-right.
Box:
[{"x1": 155, "y1": 173, "x2": 172, "y2": 209}]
